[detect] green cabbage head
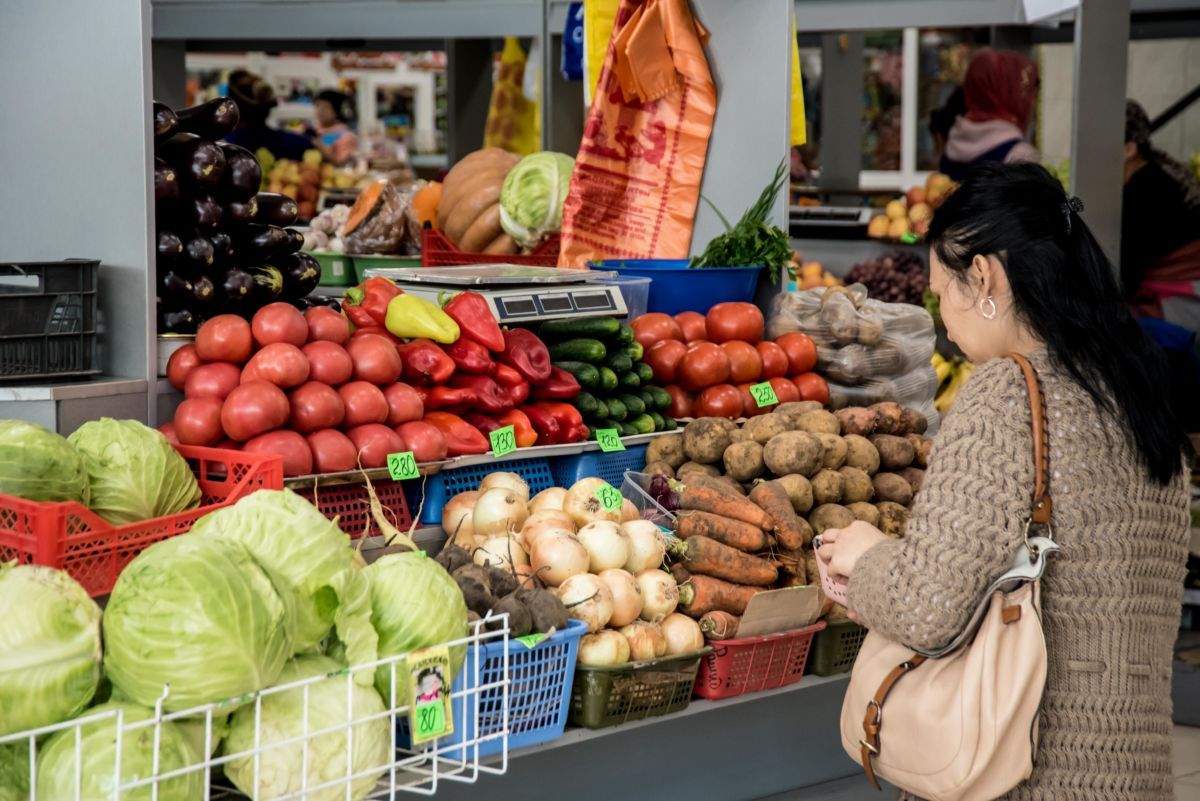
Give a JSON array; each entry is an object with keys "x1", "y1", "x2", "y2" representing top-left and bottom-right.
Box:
[
  {"x1": 0, "y1": 420, "x2": 89, "y2": 504},
  {"x1": 35, "y1": 701, "x2": 203, "y2": 801},
  {"x1": 103, "y1": 535, "x2": 296, "y2": 711},
  {"x1": 224, "y1": 655, "x2": 390, "y2": 801},
  {"x1": 0, "y1": 742, "x2": 30, "y2": 801},
  {"x1": 499, "y1": 151, "x2": 575, "y2": 248},
  {"x1": 191, "y1": 489, "x2": 378, "y2": 676},
  {"x1": 68, "y1": 418, "x2": 201, "y2": 525},
  {"x1": 0, "y1": 564, "x2": 102, "y2": 736}
]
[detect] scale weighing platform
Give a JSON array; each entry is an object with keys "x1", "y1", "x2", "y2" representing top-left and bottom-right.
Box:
[{"x1": 356, "y1": 264, "x2": 627, "y2": 323}]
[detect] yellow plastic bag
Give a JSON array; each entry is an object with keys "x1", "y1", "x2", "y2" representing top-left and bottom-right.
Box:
[
  {"x1": 791, "y1": 13, "x2": 806, "y2": 147},
  {"x1": 483, "y1": 37, "x2": 540, "y2": 156},
  {"x1": 584, "y1": 0, "x2": 620, "y2": 108}
]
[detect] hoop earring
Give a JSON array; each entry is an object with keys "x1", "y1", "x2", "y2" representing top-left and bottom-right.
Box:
[{"x1": 979, "y1": 297, "x2": 997, "y2": 320}]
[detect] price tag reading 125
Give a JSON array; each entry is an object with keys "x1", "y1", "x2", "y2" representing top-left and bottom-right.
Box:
[
  {"x1": 594, "y1": 483, "x2": 624, "y2": 512},
  {"x1": 490, "y1": 425, "x2": 516, "y2": 458},
  {"x1": 749, "y1": 381, "x2": 780, "y2": 408},
  {"x1": 595, "y1": 428, "x2": 625, "y2": 452},
  {"x1": 386, "y1": 451, "x2": 419, "y2": 481}
]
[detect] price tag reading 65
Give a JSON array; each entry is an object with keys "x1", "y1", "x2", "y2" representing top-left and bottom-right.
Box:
[
  {"x1": 749, "y1": 381, "x2": 780, "y2": 408},
  {"x1": 594, "y1": 483, "x2": 623, "y2": 512},
  {"x1": 490, "y1": 425, "x2": 516, "y2": 457},
  {"x1": 595, "y1": 428, "x2": 625, "y2": 452}
]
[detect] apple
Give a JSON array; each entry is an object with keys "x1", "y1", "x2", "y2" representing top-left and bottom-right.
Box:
[
  {"x1": 913, "y1": 218, "x2": 930, "y2": 236},
  {"x1": 908, "y1": 202, "x2": 933, "y2": 225},
  {"x1": 925, "y1": 173, "x2": 954, "y2": 207},
  {"x1": 885, "y1": 199, "x2": 908, "y2": 221},
  {"x1": 888, "y1": 218, "x2": 910, "y2": 239},
  {"x1": 867, "y1": 215, "x2": 891, "y2": 239},
  {"x1": 905, "y1": 186, "x2": 926, "y2": 207}
]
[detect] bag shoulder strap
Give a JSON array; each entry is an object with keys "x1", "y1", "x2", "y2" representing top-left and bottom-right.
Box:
[{"x1": 1005, "y1": 353, "x2": 1052, "y2": 525}]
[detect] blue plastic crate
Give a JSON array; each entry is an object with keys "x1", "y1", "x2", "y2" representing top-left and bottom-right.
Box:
[
  {"x1": 408, "y1": 457, "x2": 556, "y2": 524},
  {"x1": 550, "y1": 445, "x2": 647, "y2": 488},
  {"x1": 398, "y1": 618, "x2": 588, "y2": 758},
  {"x1": 587, "y1": 259, "x2": 762, "y2": 316}
]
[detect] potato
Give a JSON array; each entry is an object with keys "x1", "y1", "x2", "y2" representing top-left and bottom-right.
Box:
[
  {"x1": 856, "y1": 316, "x2": 883, "y2": 346},
  {"x1": 905, "y1": 434, "x2": 932, "y2": 468},
  {"x1": 843, "y1": 434, "x2": 881, "y2": 475},
  {"x1": 895, "y1": 466, "x2": 925, "y2": 495},
  {"x1": 809, "y1": 503, "x2": 855, "y2": 535},
  {"x1": 776, "y1": 546, "x2": 807, "y2": 579},
  {"x1": 763, "y1": 431, "x2": 824, "y2": 477},
  {"x1": 814, "y1": 433, "x2": 848, "y2": 469},
  {"x1": 777, "y1": 401, "x2": 824, "y2": 417},
  {"x1": 710, "y1": 417, "x2": 738, "y2": 433},
  {"x1": 646, "y1": 434, "x2": 686, "y2": 469},
  {"x1": 744, "y1": 414, "x2": 791, "y2": 445},
  {"x1": 877, "y1": 502, "x2": 910, "y2": 538},
  {"x1": 723, "y1": 440, "x2": 765, "y2": 482},
  {"x1": 729, "y1": 428, "x2": 752, "y2": 443},
  {"x1": 677, "y1": 461, "x2": 721, "y2": 479},
  {"x1": 825, "y1": 602, "x2": 853, "y2": 622},
  {"x1": 803, "y1": 550, "x2": 819, "y2": 586},
  {"x1": 869, "y1": 402, "x2": 906, "y2": 435},
  {"x1": 870, "y1": 434, "x2": 915, "y2": 470},
  {"x1": 872, "y1": 473, "x2": 914, "y2": 506},
  {"x1": 847, "y1": 501, "x2": 881, "y2": 526},
  {"x1": 900, "y1": 407, "x2": 928, "y2": 435},
  {"x1": 810, "y1": 469, "x2": 845, "y2": 505},
  {"x1": 643, "y1": 460, "x2": 676, "y2": 479},
  {"x1": 838, "y1": 466, "x2": 874, "y2": 503},
  {"x1": 684, "y1": 418, "x2": 732, "y2": 464},
  {"x1": 775, "y1": 474, "x2": 814, "y2": 514},
  {"x1": 797, "y1": 410, "x2": 841, "y2": 435},
  {"x1": 835, "y1": 407, "x2": 877, "y2": 437}
]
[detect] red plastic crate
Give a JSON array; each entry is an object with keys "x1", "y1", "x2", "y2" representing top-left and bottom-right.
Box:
[
  {"x1": 693, "y1": 621, "x2": 827, "y2": 700},
  {"x1": 296, "y1": 478, "x2": 413, "y2": 539},
  {"x1": 421, "y1": 227, "x2": 561, "y2": 267},
  {"x1": 0, "y1": 445, "x2": 282, "y2": 596}
]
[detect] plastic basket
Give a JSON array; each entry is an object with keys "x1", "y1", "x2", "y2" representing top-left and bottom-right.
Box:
[
  {"x1": 807, "y1": 619, "x2": 868, "y2": 676},
  {"x1": 694, "y1": 621, "x2": 825, "y2": 700},
  {"x1": 549, "y1": 445, "x2": 647, "y2": 488},
  {"x1": 411, "y1": 457, "x2": 556, "y2": 524},
  {"x1": 587, "y1": 259, "x2": 762, "y2": 316},
  {"x1": 569, "y1": 649, "x2": 709, "y2": 729},
  {"x1": 0, "y1": 445, "x2": 283, "y2": 596},
  {"x1": 422, "y1": 228, "x2": 561, "y2": 268},
  {"x1": 0, "y1": 259, "x2": 99, "y2": 381},
  {"x1": 308, "y1": 251, "x2": 356, "y2": 287},
  {"x1": 295, "y1": 478, "x2": 413, "y2": 539},
  {"x1": 352, "y1": 253, "x2": 423, "y2": 271},
  {"x1": 621, "y1": 471, "x2": 675, "y2": 526}
]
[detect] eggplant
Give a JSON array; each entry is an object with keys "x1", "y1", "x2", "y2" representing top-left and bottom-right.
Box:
[
  {"x1": 225, "y1": 196, "x2": 259, "y2": 227},
  {"x1": 306, "y1": 295, "x2": 343, "y2": 312},
  {"x1": 209, "y1": 231, "x2": 237, "y2": 267},
  {"x1": 159, "y1": 269, "x2": 194, "y2": 300},
  {"x1": 153, "y1": 102, "x2": 179, "y2": 143},
  {"x1": 160, "y1": 307, "x2": 198, "y2": 334},
  {"x1": 156, "y1": 230, "x2": 184, "y2": 263},
  {"x1": 253, "y1": 192, "x2": 299, "y2": 226},
  {"x1": 248, "y1": 265, "x2": 285, "y2": 303},
  {"x1": 181, "y1": 232, "x2": 215, "y2": 271},
  {"x1": 192, "y1": 275, "x2": 217, "y2": 306},
  {"x1": 188, "y1": 192, "x2": 224, "y2": 230},
  {"x1": 277, "y1": 252, "x2": 322, "y2": 300},
  {"x1": 281, "y1": 228, "x2": 305, "y2": 255},
  {"x1": 162, "y1": 133, "x2": 226, "y2": 189},
  {"x1": 154, "y1": 158, "x2": 180, "y2": 207},
  {"x1": 219, "y1": 268, "x2": 256, "y2": 306},
  {"x1": 219, "y1": 143, "x2": 262, "y2": 200},
  {"x1": 236, "y1": 224, "x2": 292, "y2": 260},
  {"x1": 174, "y1": 97, "x2": 240, "y2": 141}
]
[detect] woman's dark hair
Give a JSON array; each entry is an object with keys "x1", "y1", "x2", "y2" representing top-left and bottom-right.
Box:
[
  {"x1": 929, "y1": 87, "x2": 966, "y2": 142},
  {"x1": 316, "y1": 89, "x2": 353, "y2": 124},
  {"x1": 927, "y1": 161, "x2": 1191, "y2": 484},
  {"x1": 1125, "y1": 99, "x2": 1200, "y2": 212}
]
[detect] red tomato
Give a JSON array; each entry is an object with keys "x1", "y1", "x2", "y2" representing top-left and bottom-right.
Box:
[
  {"x1": 664, "y1": 385, "x2": 694, "y2": 418},
  {"x1": 677, "y1": 342, "x2": 730, "y2": 392},
  {"x1": 166, "y1": 344, "x2": 203, "y2": 391},
  {"x1": 220, "y1": 381, "x2": 289, "y2": 442},
  {"x1": 631, "y1": 313, "x2": 683, "y2": 347},
  {"x1": 158, "y1": 421, "x2": 180, "y2": 445},
  {"x1": 705, "y1": 302, "x2": 765, "y2": 344},
  {"x1": 306, "y1": 429, "x2": 358, "y2": 473},
  {"x1": 338, "y1": 381, "x2": 389, "y2": 427},
  {"x1": 289, "y1": 381, "x2": 345, "y2": 433},
  {"x1": 756, "y1": 341, "x2": 789, "y2": 379},
  {"x1": 735, "y1": 383, "x2": 768, "y2": 417},
  {"x1": 792, "y1": 373, "x2": 830, "y2": 405},
  {"x1": 720, "y1": 341, "x2": 763, "y2": 383},
  {"x1": 346, "y1": 424, "x2": 405, "y2": 469},
  {"x1": 396, "y1": 420, "x2": 449, "y2": 462},
  {"x1": 643, "y1": 340, "x2": 688, "y2": 383},
  {"x1": 769, "y1": 376, "x2": 801, "y2": 404},
  {"x1": 252, "y1": 302, "x2": 308, "y2": 348},
  {"x1": 383, "y1": 383, "x2": 425, "y2": 426},
  {"x1": 775, "y1": 332, "x2": 818, "y2": 374},
  {"x1": 214, "y1": 438, "x2": 241, "y2": 451},
  {"x1": 174, "y1": 397, "x2": 225, "y2": 446},
  {"x1": 242, "y1": 430, "x2": 313, "y2": 477},
  {"x1": 243, "y1": 343, "x2": 310, "y2": 389},
  {"x1": 304, "y1": 307, "x2": 350, "y2": 345},
  {"x1": 694, "y1": 384, "x2": 744, "y2": 419},
  {"x1": 346, "y1": 334, "x2": 403, "y2": 385},
  {"x1": 196, "y1": 315, "x2": 253, "y2": 364},
  {"x1": 302, "y1": 341, "x2": 353, "y2": 386},
  {"x1": 184, "y1": 362, "x2": 242, "y2": 401},
  {"x1": 673, "y1": 311, "x2": 708, "y2": 342}
]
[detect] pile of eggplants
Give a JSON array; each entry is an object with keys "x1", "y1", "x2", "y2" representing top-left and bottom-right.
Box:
[{"x1": 154, "y1": 98, "x2": 327, "y2": 334}]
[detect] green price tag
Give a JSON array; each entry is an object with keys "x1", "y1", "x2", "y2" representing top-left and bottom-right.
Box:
[
  {"x1": 406, "y1": 645, "x2": 453, "y2": 745},
  {"x1": 490, "y1": 425, "x2": 516, "y2": 458},
  {"x1": 749, "y1": 381, "x2": 780, "y2": 408},
  {"x1": 899, "y1": 232, "x2": 920, "y2": 245},
  {"x1": 595, "y1": 428, "x2": 625, "y2": 452},
  {"x1": 594, "y1": 483, "x2": 623, "y2": 512},
  {"x1": 516, "y1": 632, "x2": 548, "y2": 649},
  {"x1": 386, "y1": 451, "x2": 419, "y2": 481}
]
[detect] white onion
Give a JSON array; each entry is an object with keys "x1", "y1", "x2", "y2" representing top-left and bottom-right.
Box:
[
  {"x1": 441, "y1": 491, "x2": 479, "y2": 546},
  {"x1": 472, "y1": 487, "x2": 529, "y2": 539},
  {"x1": 563, "y1": 477, "x2": 622, "y2": 527},
  {"x1": 619, "y1": 621, "x2": 666, "y2": 661},
  {"x1": 620, "y1": 498, "x2": 639, "y2": 523},
  {"x1": 576, "y1": 520, "x2": 630, "y2": 572},
  {"x1": 473, "y1": 535, "x2": 529, "y2": 571},
  {"x1": 661, "y1": 613, "x2": 704, "y2": 655},
  {"x1": 636, "y1": 569, "x2": 679, "y2": 622},
  {"x1": 556, "y1": 573, "x2": 613, "y2": 632},
  {"x1": 578, "y1": 630, "x2": 629, "y2": 666},
  {"x1": 519, "y1": 510, "x2": 575, "y2": 551},
  {"x1": 597, "y1": 568, "x2": 643, "y2": 627},
  {"x1": 622, "y1": 520, "x2": 667, "y2": 574},
  {"x1": 479, "y1": 471, "x2": 530, "y2": 503},
  {"x1": 529, "y1": 531, "x2": 589, "y2": 587},
  {"x1": 530, "y1": 487, "x2": 568, "y2": 513}
]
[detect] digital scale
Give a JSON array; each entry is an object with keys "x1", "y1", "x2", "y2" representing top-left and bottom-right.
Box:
[
  {"x1": 357, "y1": 264, "x2": 628, "y2": 323},
  {"x1": 788, "y1": 206, "x2": 873, "y2": 239}
]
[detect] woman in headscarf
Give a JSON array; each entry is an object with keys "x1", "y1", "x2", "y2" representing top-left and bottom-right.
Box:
[
  {"x1": 939, "y1": 49, "x2": 1039, "y2": 181},
  {"x1": 223, "y1": 69, "x2": 314, "y2": 162}
]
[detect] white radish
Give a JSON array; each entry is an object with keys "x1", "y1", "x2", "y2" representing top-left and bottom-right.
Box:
[
  {"x1": 474, "y1": 536, "x2": 529, "y2": 571},
  {"x1": 556, "y1": 573, "x2": 613, "y2": 632},
  {"x1": 636, "y1": 569, "x2": 679, "y2": 622},
  {"x1": 661, "y1": 613, "x2": 704, "y2": 655},
  {"x1": 578, "y1": 630, "x2": 629, "y2": 666},
  {"x1": 472, "y1": 487, "x2": 529, "y2": 539},
  {"x1": 597, "y1": 568, "x2": 643, "y2": 627},
  {"x1": 441, "y1": 491, "x2": 479, "y2": 546},
  {"x1": 576, "y1": 520, "x2": 630, "y2": 572},
  {"x1": 529, "y1": 531, "x2": 589, "y2": 587},
  {"x1": 530, "y1": 487, "x2": 568, "y2": 513},
  {"x1": 479, "y1": 472, "x2": 530, "y2": 503},
  {"x1": 619, "y1": 621, "x2": 667, "y2": 661},
  {"x1": 563, "y1": 477, "x2": 622, "y2": 527},
  {"x1": 622, "y1": 520, "x2": 667, "y2": 573}
]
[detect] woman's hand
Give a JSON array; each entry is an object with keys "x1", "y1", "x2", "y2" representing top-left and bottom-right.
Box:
[{"x1": 817, "y1": 520, "x2": 889, "y2": 606}]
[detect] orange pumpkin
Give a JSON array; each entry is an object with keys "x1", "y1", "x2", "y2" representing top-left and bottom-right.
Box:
[{"x1": 411, "y1": 181, "x2": 442, "y2": 230}]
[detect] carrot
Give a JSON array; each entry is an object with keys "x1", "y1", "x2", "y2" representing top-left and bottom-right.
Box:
[
  {"x1": 699, "y1": 610, "x2": 741, "y2": 640},
  {"x1": 774, "y1": 546, "x2": 807, "y2": 580},
  {"x1": 675, "y1": 510, "x2": 769, "y2": 552},
  {"x1": 749, "y1": 480, "x2": 812, "y2": 549},
  {"x1": 667, "y1": 534, "x2": 778, "y2": 586},
  {"x1": 677, "y1": 574, "x2": 761, "y2": 617},
  {"x1": 678, "y1": 481, "x2": 774, "y2": 531},
  {"x1": 669, "y1": 562, "x2": 692, "y2": 587}
]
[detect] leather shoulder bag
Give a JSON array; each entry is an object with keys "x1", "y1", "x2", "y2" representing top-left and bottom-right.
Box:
[{"x1": 839, "y1": 353, "x2": 1058, "y2": 801}]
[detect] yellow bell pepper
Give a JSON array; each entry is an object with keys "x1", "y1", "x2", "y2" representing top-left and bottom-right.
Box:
[{"x1": 384, "y1": 294, "x2": 461, "y2": 344}]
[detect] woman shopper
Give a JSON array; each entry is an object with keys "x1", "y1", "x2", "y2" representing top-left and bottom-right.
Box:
[
  {"x1": 940, "y1": 49, "x2": 1039, "y2": 180},
  {"x1": 311, "y1": 89, "x2": 359, "y2": 166},
  {"x1": 819, "y1": 162, "x2": 1192, "y2": 800}
]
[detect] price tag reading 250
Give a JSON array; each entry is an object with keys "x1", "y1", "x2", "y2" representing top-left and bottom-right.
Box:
[
  {"x1": 594, "y1": 483, "x2": 623, "y2": 512},
  {"x1": 490, "y1": 425, "x2": 516, "y2": 458},
  {"x1": 595, "y1": 428, "x2": 625, "y2": 452},
  {"x1": 386, "y1": 451, "x2": 419, "y2": 481},
  {"x1": 749, "y1": 381, "x2": 780, "y2": 408}
]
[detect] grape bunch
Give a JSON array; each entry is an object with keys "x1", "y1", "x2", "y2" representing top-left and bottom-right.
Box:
[{"x1": 845, "y1": 250, "x2": 928, "y2": 305}]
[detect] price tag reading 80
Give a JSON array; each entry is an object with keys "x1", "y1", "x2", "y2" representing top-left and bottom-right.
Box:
[
  {"x1": 490, "y1": 425, "x2": 516, "y2": 458},
  {"x1": 386, "y1": 451, "x2": 419, "y2": 481},
  {"x1": 749, "y1": 381, "x2": 780, "y2": 408},
  {"x1": 595, "y1": 428, "x2": 625, "y2": 452},
  {"x1": 594, "y1": 483, "x2": 623, "y2": 512}
]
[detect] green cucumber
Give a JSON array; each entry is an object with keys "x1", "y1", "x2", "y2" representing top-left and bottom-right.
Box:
[
  {"x1": 574, "y1": 391, "x2": 600, "y2": 419},
  {"x1": 638, "y1": 390, "x2": 656, "y2": 410},
  {"x1": 663, "y1": 417, "x2": 678, "y2": 431},
  {"x1": 615, "y1": 323, "x2": 635, "y2": 346},
  {"x1": 549, "y1": 338, "x2": 607, "y2": 363},
  {"x1": 626, "y1": 342, "x2": 644, "y2": 361},
  {"x1": 618, "y1": 370, "x2": 641, "y2": 390},
  {"x1": 598, "y1": 367, "x2": 619, "y2": 393},
  {"x1": 628, "y1": 414, "x2": 656, "y2": 435},
  {"x1": 645, "y1": 386, "x2": 672, "y2": 411},
  {"x1": 618, "y1": 422, "x2": 638, "y2": 437},
  {"x1": 605, "y1": 398, "x2": 628, "y2": 422},
  {"x1": 554, "y1": 361, "x2": 600, "y2": 390},
  {"x1": 604, "y1": 352, "x2": 634, "y2": 373},
  {"x1": 539, "y1": 316, "x2": 621, "y2": 340},
  {"x1": 648, "y1": 411, "x2": 666, "y2": 431},
  {"x1": 617, "y1": 393, "x2": 645, "y2": 416},
  {"x1": 593, "y1": 399, "x2": 609, "y2": 420},
  {"x1": 634, "y1": 362, "x2": 654, "y2": 384}
]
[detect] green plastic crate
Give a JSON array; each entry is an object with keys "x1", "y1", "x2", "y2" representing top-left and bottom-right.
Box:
[
  {"x1": 807, "y1": 619, "x2": 867, "y2": 676},
  {"x1": 569, "y1": 649, "x2": 708, "y2": 730},
  {"x1": 352, "y1": 253, "x2": 422, "y2": 274},
  {"x1": 309, "y1": 251, "x2": 356, "y2": 287}
]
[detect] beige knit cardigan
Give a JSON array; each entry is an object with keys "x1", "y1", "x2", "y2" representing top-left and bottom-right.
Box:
[{"x1": 848, "y1": 351, "x2": 1190, "y2": 801}]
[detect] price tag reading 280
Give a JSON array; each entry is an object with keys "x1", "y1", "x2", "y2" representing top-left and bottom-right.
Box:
[
  {"x1": 595, "y1": 428, "x2": 625, "y2": 452},
  {"x1": 386, "y1": 451, "x2": 419, "y2": 481},
  {"x1": 594, "y1": 483, "x2": 623, "y2": 512},
  {"x1": 749, "y1": 381, "x2": 780, "y2": 408},
  {"x1": 490, "y1": 425, "x2": 516, "y2": 458}
]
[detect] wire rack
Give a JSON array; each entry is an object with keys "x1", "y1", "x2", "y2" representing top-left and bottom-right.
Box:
[{"x1": 0, "y1": 618, "x2": 513, "y2": 800}]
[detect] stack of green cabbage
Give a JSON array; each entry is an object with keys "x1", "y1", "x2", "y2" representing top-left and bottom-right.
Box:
[{"x1": 498, "y1": 151, "x2": 575, "y2": 249}]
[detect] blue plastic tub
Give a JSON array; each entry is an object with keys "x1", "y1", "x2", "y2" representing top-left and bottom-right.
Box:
[
  {"x1": 588, "y1": 259, "x2": 762, "y2": 316},
  {"x1": 550, "y1": 445, "x2": 648, "y2": 488},
  {"x1": 406, "y1": 457, "x2": 556, "y2": 524}
]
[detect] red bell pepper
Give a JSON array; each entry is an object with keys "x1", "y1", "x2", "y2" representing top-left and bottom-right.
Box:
[
  {"x1": 449, "y1": 374, "x2": 512, "y2": 415},
  {"x1": 496, "y1": 409, "x2": 538, "y2": 448},
  {"x1": 442, "y1": 291, "x2": 505, "y2": 352},
  {"x1": 399, "y1": 339, "x2": 456, "y2": 385},
  {"x1": 531, "y1": 401, "x2": 589, "y2": 443},
  {"x1": 442, "y1": 338, "x2": 494, "y2": 375},
  {"x1": 497, "y1": 329, "x2": 551, "y2": 384},
  {"x1": 491, "y1": 362, "x2": 531, "y2": 405},
  {"x1": 463, "y1": 412, "x2": 503, "y2": 437},
  {"x1": 532, "y1": 366, "x2": 582, "y2": 401},
  {"x1": 425, "y1": 385, "x2": 477, "y2": 411},
  {"x1": 422, "y1": 412, "x2": 490, "y2": 456},
  {"x1": 344, "y1": 277, "x2": 401, "y2": 328},
  {"x1": 519, "y1": 404, "x2": 563, "y2": 445}
]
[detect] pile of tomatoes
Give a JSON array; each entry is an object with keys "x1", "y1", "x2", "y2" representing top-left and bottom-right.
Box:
[{"x1": 633, "y1": 303, "x2": 827, "y2": 420}]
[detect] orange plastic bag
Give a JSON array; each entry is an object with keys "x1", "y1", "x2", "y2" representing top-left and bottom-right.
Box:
[{"x1": 557, "y1": 0, "x2": 715, "y2": 269}]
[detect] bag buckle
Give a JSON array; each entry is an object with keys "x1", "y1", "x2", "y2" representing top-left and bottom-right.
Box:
[{"x1": 859, "y1": 738, "x2": 879, "y2": 755}]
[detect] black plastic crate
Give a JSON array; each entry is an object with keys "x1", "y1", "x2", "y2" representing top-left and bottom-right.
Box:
[{"x1": 0, "y1": 259, "x2": 99, "y2": 381}]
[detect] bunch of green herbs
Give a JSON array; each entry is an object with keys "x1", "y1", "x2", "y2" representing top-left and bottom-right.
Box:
[{"x1": 690, "y1": 160, "x2": 791, "y2": 284}]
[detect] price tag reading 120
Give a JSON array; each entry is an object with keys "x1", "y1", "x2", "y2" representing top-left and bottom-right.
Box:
[
  {"x1": 594, "y1": 483, "x2": 623, "y2": 512},
  {"x1": 386, "y1": 451, "x2": 419, "y2": 481},
  {"x1": 596, "y1": 428, "x2": 625, "y2": 452},
  {"x1": 749, "y1": 381, "x2": 780, "y2": 408},
  {"x1": 490, "y1": 425, "x2": 516, "y2": 458}
]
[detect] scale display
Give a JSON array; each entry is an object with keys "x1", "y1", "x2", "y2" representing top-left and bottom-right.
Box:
[{"x1": 493, "y1": 290, "x2": 621, "y2": 321}]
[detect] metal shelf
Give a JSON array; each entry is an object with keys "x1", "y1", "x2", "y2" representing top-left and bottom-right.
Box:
[{"x1": 792, "y1": 0, "x2": 1067, "y2": 31}]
